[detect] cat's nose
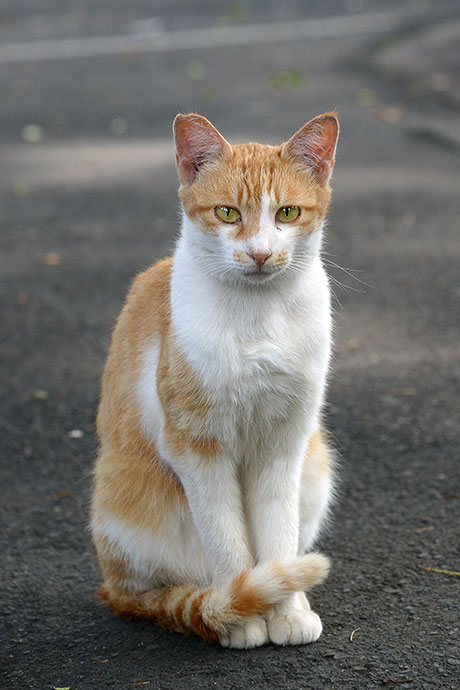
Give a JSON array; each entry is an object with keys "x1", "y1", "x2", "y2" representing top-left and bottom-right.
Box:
[{"x1": 248, "y1": 250, "x2": 272, "y2": 268}]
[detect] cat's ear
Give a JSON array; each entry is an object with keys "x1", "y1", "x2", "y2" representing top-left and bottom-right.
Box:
[
  {"x1": 173, "y1": 113, "x2": 232, "y2": 185},
  {"x1": 282, "y1": 113, "x2": 339, "y2": 184}
]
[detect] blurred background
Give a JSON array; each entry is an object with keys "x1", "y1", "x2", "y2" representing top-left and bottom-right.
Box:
[{"x1": 2, "y1": 2, "x2": 459, "y2": 689}]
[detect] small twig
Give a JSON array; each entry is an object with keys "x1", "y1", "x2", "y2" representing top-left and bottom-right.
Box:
[
  {"x1": 369, "y1": 672, "x2": 413, "y2": 684},
  {"x1": 423, "y1": 567, "x2": 460, "y2": 576},
  {"x1": 349, "y1": 626, "x2": 360, "y2": 642},
  {"x1": 407, "y1": 514, "x2": 444, "y2": 520}
]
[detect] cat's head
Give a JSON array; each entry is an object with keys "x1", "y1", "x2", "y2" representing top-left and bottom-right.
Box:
[{"x1": 173, "y1": 112, "x2": 339, "y2": 286}]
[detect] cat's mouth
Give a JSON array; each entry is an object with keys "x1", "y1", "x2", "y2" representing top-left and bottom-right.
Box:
[{"x1": 240, "y1": 267, "x2": 281, "y2": 284}]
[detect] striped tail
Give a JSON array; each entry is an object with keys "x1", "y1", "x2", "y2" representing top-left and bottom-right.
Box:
[{"x1": 98, "y1": 552, "x2": 330, "y2": 642}]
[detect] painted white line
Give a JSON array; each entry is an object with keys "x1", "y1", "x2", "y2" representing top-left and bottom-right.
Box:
[{"x1": 0, "y1": 12, "x2": 403, "y2": 65}]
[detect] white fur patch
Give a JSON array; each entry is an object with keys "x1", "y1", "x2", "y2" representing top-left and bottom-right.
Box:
[
  {"x1": 93, "y1": 510, "x2": 211, "y2": 588},
  {"x1": 135, "y1": 341, "x2": 167, "y2": 454}
]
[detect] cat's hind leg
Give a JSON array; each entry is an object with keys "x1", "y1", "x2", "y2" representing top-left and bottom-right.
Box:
[
  {"x1": 218, "y1": 618, "x2": 269, "y2": 649},
  {"x1": 298, "y1": 428, "x2": 335, "y2": 554}
]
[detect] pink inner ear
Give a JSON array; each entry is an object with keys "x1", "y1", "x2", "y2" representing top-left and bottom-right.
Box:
[
  {"x1": 174, "y1": 114, "x2": 231, "y2": 184},
  {"x1": 285, "y1": 116, "x2": 339, "y2": 184}
]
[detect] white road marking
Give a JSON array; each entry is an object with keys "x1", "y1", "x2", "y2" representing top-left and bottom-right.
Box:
[{"x1": 0, "y1": 12, "x2": 403, "y2": 65}]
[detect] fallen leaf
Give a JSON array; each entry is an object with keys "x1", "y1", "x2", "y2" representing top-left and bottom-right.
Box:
[
  {"x1": 32, "y1": 390, "x2": 48, "y2": 400},
  {"x1": 17, "y1": 293, "x2": 29, "y2": 305},
  {"x1": 389, "y1": 387, "x2": 416, "y2": 396},
  {"x1": 110, "y1": 117, "x2": 128, "y2": 136},
  {"x1": 269, "y1": 69, "x2": 304, "y2": 93},
  {"x1": 41, "y1": 253, "x2": 61, "y2": 267},
  {"x1": 12, "y1": 182, "x2": 29, "y2": 197},
  {"x1": 373, "y1": 104, "x2": 405, "y2": 124},
  {"x1": 343, "y1": 338, "x2": 360, "y2": 350},
  {"x1": 186, "y1": 60, "x2": 206, "y2": 80},
  {"x1": 22, "y1": 124, "x2": 44, "y2": 143},
  {"x1": 217, "y1": 1, "x2": 248, "y2": 25}
]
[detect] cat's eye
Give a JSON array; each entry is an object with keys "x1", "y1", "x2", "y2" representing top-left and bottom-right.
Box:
[
  {"x1": 215, "y1": 206, "x2": 241, "y2": 223},
  {"x1": 276, "y1": 206, "x2": 300, "y2": 223}
]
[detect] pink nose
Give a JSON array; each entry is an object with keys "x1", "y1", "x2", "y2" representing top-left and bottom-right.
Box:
[{"x1": 248, "y1": 251, "x2": 272, "y2": 268}]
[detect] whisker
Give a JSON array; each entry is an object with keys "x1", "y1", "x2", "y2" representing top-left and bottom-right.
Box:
[{"x1": 322, "y1": 257, "x2": 373, "y2": 289}]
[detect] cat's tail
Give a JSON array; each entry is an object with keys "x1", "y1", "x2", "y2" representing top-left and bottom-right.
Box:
[{"x1": 98, "y1": 552, "x2": 329, "y2": 642}]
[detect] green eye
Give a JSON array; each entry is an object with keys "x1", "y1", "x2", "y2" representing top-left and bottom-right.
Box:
[
  {"x1": 215, "y1": 206, "x2": 240, "y2": 223},
  {"x1": 276, "y1": 206, "x2": 300, "y2": 223}
]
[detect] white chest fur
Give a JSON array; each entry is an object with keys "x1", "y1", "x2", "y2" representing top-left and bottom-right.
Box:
[{"x1": 168, "y1": 235, "x2": 332, "y2": 460}]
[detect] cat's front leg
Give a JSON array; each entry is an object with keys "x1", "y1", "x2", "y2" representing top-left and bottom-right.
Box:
[
  {"x1": 173, "y1": 455, "x2": 270, "y2": 648},
  {"x1": 245, "y1": 450, "x2": 324, "y2": 645},
  {"x1": 264, "y1": 592, "x2": 323, "y2": 645},
  {"x1": 174, "y1": 456, "x2": 254, "y2": 583}
]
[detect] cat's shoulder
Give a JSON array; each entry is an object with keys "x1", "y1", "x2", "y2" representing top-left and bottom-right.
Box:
[
  {"x1": 114, "y1": 256, "x2": 174, "y2": 345},
  {"x1": 129, "y1": 256, "x2": 173, "y2": 300}
]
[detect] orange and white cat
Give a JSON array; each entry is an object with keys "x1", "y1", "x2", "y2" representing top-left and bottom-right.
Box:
[{"x1": 91, "y1": 111, "x2": 339, "y2": 648}]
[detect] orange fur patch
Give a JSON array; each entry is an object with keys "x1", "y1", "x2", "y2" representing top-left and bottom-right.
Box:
[
  {"x1": 179, "y1": 139, "x2": 332, "y2": 240},
  {"x1": 99, "y1": 583, "x2": 218, "y2": 641},
  {"x1": 157, "y1": 332, "x2": 218, "y2": 461},
  {"x1": 189, "y1": 591, "x2": 218, "y2": 641},
  {"x1": 229, "y1": 571, "x2": 267, "y2": 617},
  {"x1": 305, "y1": 428, "x2": 332, "y2": 479}
]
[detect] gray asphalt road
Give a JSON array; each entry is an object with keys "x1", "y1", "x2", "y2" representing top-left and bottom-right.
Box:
[{"x1": 1, "y1": 2, "x2": 459, "y2": 689}]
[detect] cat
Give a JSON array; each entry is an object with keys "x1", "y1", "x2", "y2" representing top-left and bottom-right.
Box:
[{"x1": 91, "y1": 110, "x2": 339, "y2": 649}]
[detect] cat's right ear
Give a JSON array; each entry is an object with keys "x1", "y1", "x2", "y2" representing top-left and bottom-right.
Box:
[
  {"x1": 173, "y1": 113, "x2": 232, "y2": 185},
  {"x1": 282, "y1": 113, "x2": 339, "y2": 185}
]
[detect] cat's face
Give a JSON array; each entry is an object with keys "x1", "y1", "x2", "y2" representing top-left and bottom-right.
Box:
[{"x1": 174, "y1": 113, "x2": 339, "y2": 286}]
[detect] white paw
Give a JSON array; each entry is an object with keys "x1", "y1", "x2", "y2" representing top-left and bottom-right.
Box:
[
  {"x1": 266, "y1": 596, "x2": 323, "y2": 646},
  {"x1": 219, "y1": 617, "x2": 269, "y2": 649}
]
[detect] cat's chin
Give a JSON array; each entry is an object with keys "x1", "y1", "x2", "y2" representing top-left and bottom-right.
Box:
[{"x1": 238, "y1": 269, "x2": 282, "y2": 286}]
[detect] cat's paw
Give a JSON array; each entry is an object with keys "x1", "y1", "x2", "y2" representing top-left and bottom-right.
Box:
[
  {"x1": 266, "y1": 594, "x2": 323, "y2": 646},
  {"x1": 219, "y1": 617, "x2": 269, "y2": 649}
]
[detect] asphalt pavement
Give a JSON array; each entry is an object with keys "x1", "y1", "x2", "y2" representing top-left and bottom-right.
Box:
[{"x1": 1, "y1": 2, "x2": 459, "y2": 689}]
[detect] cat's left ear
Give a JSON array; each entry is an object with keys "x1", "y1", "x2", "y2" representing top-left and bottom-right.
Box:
[
  {"x1": 282, "y1": 113, "x2": 339, "y2": 184},
  {"x1": 173, "y1": 113, "x2": 232, "y2": 185}
]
